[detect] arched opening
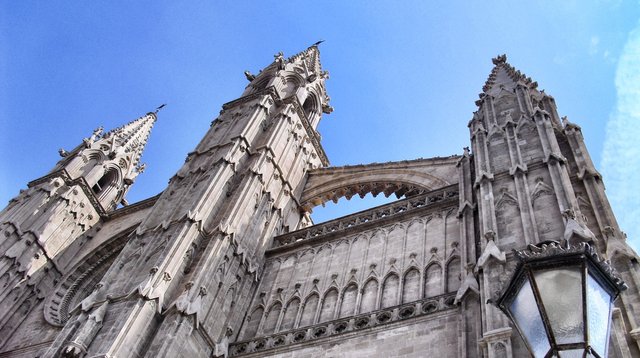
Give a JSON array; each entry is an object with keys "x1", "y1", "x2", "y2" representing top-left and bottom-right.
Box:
[
  {"x1": 302, "y1": 95, "x2": 318, "y2": 125},
  {"x1": 310, "y1": 192, "x2": 396, "y2": 224},
  {"x1": 92, "y1": 169, "x2": 118, "y2": 197},
  {"x1": 299, "y1": 293, "x2": 319, "y2": 327}
]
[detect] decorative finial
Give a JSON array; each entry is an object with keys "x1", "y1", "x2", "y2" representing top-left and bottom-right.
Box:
[
  {"x1": 154, "y1": 104, "x2": 166, "y2": 114},
  {"x1": 312, "y1": 40, "x2": 325, "y2": 47},
  {"x1": 491, "y1": 54, "x2": 507, "y2": 65}
]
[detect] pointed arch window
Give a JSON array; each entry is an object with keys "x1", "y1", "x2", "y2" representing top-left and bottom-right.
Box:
[
  {"x1": 302, "y1": 95, "x2": 319, "y2": 125},
  {"x1": 92, "y1": 169, "x2": 118, "y2": 197}
]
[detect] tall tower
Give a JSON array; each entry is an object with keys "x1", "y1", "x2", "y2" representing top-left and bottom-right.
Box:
[
  {"x1": 44, "y1": 45, "x2": 332, "y2": 357},
  {"x1": 468, "y1": 55, "x2": 639, "y2": 357},
  {"x1": 0, "y1": 112, "x2": 156, "y2": 347}
]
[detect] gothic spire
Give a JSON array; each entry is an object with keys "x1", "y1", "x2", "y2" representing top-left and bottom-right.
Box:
[
  {"x1": 99, "y1": 111, "x2": 157, "y2": 173},
  {"x1": 476, "y1": 54, "x2": 538, "y2": 105},
  {"x1": 286, "y1": 42, "x2": 324, "y2": 76}
]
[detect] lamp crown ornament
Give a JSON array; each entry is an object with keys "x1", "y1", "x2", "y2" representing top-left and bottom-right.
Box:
[{"x1": 496, "y1": 240, "x2": 627, "y2": 358}]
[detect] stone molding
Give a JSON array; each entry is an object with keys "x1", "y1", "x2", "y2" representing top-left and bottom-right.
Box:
[
  {"x1": 270, "y1": 185, "x2": 459, "y2": 251},
  {"x1": 229, "y1": 292, "x2": 457, "y2": 357},
  {"x1": 43, "y1": 228, "x2": 133, "y2": 326},
  {"x1": 106, "y1": 193, "x2": 160, "y2": 220}
]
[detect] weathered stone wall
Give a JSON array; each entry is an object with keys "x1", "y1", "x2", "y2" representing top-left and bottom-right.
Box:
[
  {"x1": 0, "y1": 198, "x2": 155, "y2": 356},
  {"x1": 233, "y1": 186, "x2": 464, "y2": 356},
  {"x1": 239, "y1": 310, "x2": 462, "y2": 358}
]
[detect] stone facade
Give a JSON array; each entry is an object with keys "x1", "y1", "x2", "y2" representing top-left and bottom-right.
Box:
[{"x1": 0, "y1": 47, "x2": 638, "y2": 358}]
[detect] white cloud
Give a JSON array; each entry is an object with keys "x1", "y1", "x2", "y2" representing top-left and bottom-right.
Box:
[{"x1": 601, "y1": 22, "x2": 640, "y2": 252}]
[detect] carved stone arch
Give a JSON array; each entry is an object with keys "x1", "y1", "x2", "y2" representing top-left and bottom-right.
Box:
[
  {"x1": 280, "y1": 296, "x2": 301, "y2": 331},
  {"x1": 380, "y1": 272, "x2": 400, "y2": 308},
  {"x1": 44, "y1": 226, "x2": 134, "y2": 326},
  {"x1": 93, "y1": 163, "x2": 123, "y2": 202},
  {"x1": 576, "y1": 195, "x2": 592, "y2": 210},
  {"x1": 381, "y1": 268, "x2": 400, "y2": 282},
  {"x1": 302, "y1": 289, "x2": 320, "y2": 303},
  {"x1": 318, "y1": 287, "x2": 339, "y2": 322},
  {"x1": 83, "y1": 149, "x2": 108, "y2": 164},
  {"x1": 445, "y1": 256, "x2": 462, "y2": 293},
  {"x1": 495, "y1": 189, "x2": 518, "y2": 211},
  {"x1": 402, "y1": 266, "x2": 420, "y2": 303},
  {"x1": 351, "y1": 233, "x2": 368, "y2": 245},
  {"x1": 284, "y1": 292, "x2": 301, "y2": 307},
  {"x1": 296, "y1": 247, "x2": 315, "y2": 259},
  {"x1": 319, "y1": 243, "x2": 333, "y2": 253},
  {"x1": 402, "y1": 265, "x2": 420, "y2": 277},
  {"x1": 300, "y1": 158, "x2": 459, "y2": 212},
  {"x1": 494, "y1": 87, "x2": 516, "y2": 99},
  {"x1": 360, "y1": 277, "x2": 379, "y2": 314},
  {"x1": 323, "y1": 282, "x2": 340, "y2": 296},
  {"x1": 370, "y1": 228, "x2": 386, "y2": 240},
  {"x1": 425, "y1": 256, "x2": 443, "y2": 269},
  {"x1": 516, "y1": 115, "x2": 536, "y2": 133},
  {"x1": 242, "y1": 305, "x2": 265, "y2": 339},
  {"x1": 301, "y1": 93, "x2": 320, "y2": 126},
  {"x1": 530, "y1": 178, "x2": 554, "y2": 206},
  {"x1": 389, "y1": 222, "x2": 406, "y2": 233},
  {"x1": 339, "y1": 282, "x2": 358, "y2": 317},
  {"x1": 299, "y1": 292, "x2": 319, "y2": 328},
  {"x1": 283, "y1": 72, "x2": 305, "y2": 88},
  {"x1": 75, "y1": 149, "x2": 108, "y2": 178},
  {"x1": 424, "y1": 261, "x2": 443, "y2": 298},
  {"x1": 262, "y1": 301, "x2": 283, "y2": 335}
]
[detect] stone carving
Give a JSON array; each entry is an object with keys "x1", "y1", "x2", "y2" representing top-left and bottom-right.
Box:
[
  {"x1": 243, "y1": 71, "x2": 255, "y2": 81},
  {"x1": 477, "y1": 231, "x2": 506, "y2": 269},
  {"x1": 62, "y1": 301, "x2": 109, "y2": 357},
  {"x1": 562, "y1": 208, "x2": 596, "y2": 244},
  {"x1": 0, "y1": 49, "x2": 638, "y2": 358},
  {"x1": 454, "y1": 264, "x2": 479, "y2": 305}
]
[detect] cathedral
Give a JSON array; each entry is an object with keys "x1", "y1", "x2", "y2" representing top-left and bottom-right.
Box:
[{"x1": 0, "y1": 46, "x2": 638, "y2": 358}]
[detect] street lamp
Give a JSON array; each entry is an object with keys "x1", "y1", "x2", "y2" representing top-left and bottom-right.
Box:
[{"x1": 496, "y1": 241, "x2": 627, "y2": 358}]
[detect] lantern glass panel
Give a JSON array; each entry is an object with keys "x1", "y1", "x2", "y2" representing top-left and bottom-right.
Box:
[
  {"x1": 587, "y1": 273, "x2": 613, "y2": 357},
  {"x1": 533, "y1": 267, "x2": 584, "y2": 345},
  {"x1": 558, "y1": 349, "x2": 585, "y2": 357},
  {"x1": 509, "y1": 277, "x2": 550, "y2": 357}
]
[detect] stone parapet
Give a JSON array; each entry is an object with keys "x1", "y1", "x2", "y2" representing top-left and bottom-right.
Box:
[
  {"x1": 229, "y1": 292, "x2": 457, "y2": 357},
  {"x1": 271, "y1": 184, "x2": 459, "y2": 250}
]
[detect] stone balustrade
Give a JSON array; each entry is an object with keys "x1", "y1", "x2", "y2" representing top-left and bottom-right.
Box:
[
  {"x1": 272, "y1": 185, "x2": 459, "y2": 249},
  {"x1": 229, "y1": 292, "x2": 457, "y2": 357}
]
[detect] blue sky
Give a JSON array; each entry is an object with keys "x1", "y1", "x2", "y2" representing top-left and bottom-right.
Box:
[{"x1": 1, "y1": 1, "x2": 638, "y2": 251}]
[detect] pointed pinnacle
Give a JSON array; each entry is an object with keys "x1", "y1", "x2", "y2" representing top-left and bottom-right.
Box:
[{"x1": 312, "y1": 40, "x2": 325, "y2": 47}]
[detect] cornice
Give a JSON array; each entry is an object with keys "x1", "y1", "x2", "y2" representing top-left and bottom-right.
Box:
[
  {"x1": 229, "y1": 292, "x2": 457, "y2": 357},
  {"x1": 106, "y1": 193, "x2": 161, "y2": 220},
  {"x1": 269, "y1": 184, "x2": 459, "y2": 254}
]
